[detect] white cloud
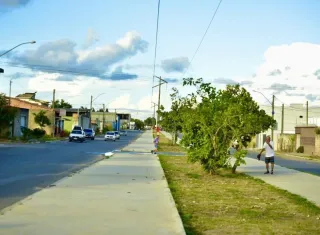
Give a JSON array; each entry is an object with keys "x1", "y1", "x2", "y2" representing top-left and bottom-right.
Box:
[
  {"x1": 83, "y1": 28, "x2": 99, "y2": 49},
  {"x1": 9, "y1": 31, "x2": 148, "y2": 79},
  {"x1": 161, "y1": 57, "x2": 190, "y2": 73},
  {"x1": 236, "y1": 42, "x2": 320, "y2": 106}
]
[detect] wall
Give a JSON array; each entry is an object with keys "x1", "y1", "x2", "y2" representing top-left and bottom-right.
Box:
[
  {"x1": 295, "y1": 126, "x2": 316, "y2": 154},
  {"x1": 315, "y1": 135, "x2": 320, "y2": 155},
  {"x1": 255, "y1": 105, "x2": 320, "y2": 150},
  {"x1": 28, "y1": 109, "x2": 54, "y2": 135},
  {"x1": 277, "y1": 134, "x2": 295, "y2": 152}
]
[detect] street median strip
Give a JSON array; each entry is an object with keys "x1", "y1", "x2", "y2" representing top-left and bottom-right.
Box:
[{"x1": 157, "y1": 134, "x2": 320, "y2": 234}]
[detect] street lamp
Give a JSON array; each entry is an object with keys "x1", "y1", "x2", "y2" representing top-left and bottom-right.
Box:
[
  {"x1": 0, "y1": 41, "x2": 36, "y2": 58},
  {"x1": 90, "y1": 93, "x2": 107, "y2": 128},
  {"x1": 252, "y1": 89, "x2": 275, "y2": 140}
]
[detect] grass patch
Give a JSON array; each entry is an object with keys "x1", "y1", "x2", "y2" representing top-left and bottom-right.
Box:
[{"x1": 159, "y1": 155, "x2": 320, "y2": 235}]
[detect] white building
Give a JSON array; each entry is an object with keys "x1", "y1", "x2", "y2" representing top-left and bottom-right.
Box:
[{"x1": 256, "y1": 103, "x2": 320, "y2": 150}]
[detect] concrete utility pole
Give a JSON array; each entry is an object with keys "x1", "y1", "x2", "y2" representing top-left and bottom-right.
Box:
[
  {"x1": 152, "y1": 76, "x2": 167, "y2": 127},
  {"x1": 52, "y1": 89, "x2": 56, "y2": 137},
  {"x1": 9, "y1": 79, "x2": 12, "y2": 105},
  {"x1": 306, "y1": 101, "x2": 309, "y2": 126},
  {"x1": 102, "y1": 103, "x2": 105, "y2": 130},
  {"x1": 271, "y1": 95, "x2": 275, "y2": 140},
  {"x1": 281, "y1": 103, "x2": 284, "y2": 135},
  {"x1": 89, "y1": 95, "x2": 93, "y2": 128}
]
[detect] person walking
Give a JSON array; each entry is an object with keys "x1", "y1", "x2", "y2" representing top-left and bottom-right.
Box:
[{"x1": 257, "y1": 135, "x2": 275, "y2": 174}]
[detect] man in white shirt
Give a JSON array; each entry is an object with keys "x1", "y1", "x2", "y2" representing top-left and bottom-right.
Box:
[{"x1": 258, "y1": 136, "x2": 275, "y2": 174}]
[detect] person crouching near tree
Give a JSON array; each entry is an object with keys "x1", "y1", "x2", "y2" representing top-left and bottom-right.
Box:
[{"x1": 152, "y1": 133, "x2": 160, "y2": 154}]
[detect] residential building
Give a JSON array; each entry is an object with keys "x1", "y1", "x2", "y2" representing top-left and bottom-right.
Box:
[
  {"x1": 55, "y1": 108, "x2": 90, "y2": 133},
  {"x1": 90, "y1": 112, "x2": 130, "y2": 131},
  {"x1": 9, "y1": 97, "x2": 54, "y2": 137},
  {"x1": 256, "y1": 104, "x2": 320, "y2": 151}
]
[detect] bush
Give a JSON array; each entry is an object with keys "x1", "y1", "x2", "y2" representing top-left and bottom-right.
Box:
[
  {"x1": 296, "y1": 146, "x2": 304, "y2": 153},
  {"x1": 21, "y1": 127, "x2": 33, "y2": 140},
  {"x1": 32, "y1": 128, "x2": 46, "y2": 138},
  {"x1": 60, "y1": 130, "x2": 70, "y2": 137},
  {"x1": 315, "y1": 127, "x2": 320, "y2": 135},
  {"x1": 102, "y1": 126, "x2": 110, "y2": 133}
]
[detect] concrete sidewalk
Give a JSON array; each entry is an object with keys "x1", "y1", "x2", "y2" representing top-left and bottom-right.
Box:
[
  {"x1": 237, "y1": 157, "x2": 320, "y2": 206},
  {"x1": 0, "y1": 131, "x2": 186, "y2": 235}
]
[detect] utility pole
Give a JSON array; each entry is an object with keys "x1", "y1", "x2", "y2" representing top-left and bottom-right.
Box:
[
  {"x1": 102, "y1": 103, "x2": 105, "y2": 131},
  {"x1": 152, "y1": 76, "x2": 167, "y2": 127},
  {"x1": 271, "y1": 95, "x2": 275, "y2": 140},
  {"x1": 52, "y1": 89, "x2": 55, "y2": 137},
  {"x1": 281, "y1": 103, "x2": 284, "y2": 135},
  {"x1": 89, "y1": 95, "x2": 93, "y2": 128},
  {"x1": 9, "y1": 79, "x2": 12, "y2": 105},
  {"x1": 306, "y1": 101, "x2": 309, "y2": 126}
]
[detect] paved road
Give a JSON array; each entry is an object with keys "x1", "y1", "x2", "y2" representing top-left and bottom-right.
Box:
[
  {"x1": 246, "y1": 151, "x2": 320, "y2": 176},
  {"x1": 0, "y1": 131, "x2": 141, "y2": 211}
]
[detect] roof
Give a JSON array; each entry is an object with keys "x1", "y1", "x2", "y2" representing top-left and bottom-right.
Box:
[
  {"x1": 9, "y1": 97, "x2": 51, "y2": 110},
  {"x1": 16, "y1": 92, "x2": 37, "y2": 99}
]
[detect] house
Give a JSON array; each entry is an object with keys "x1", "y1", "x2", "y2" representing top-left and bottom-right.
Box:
[
  {"x1": 55, "y1": 108, "x2": 90, "y2": 134},
  {"x1": 90, "y1": 112, "x2": 130, "y2": 131},
  {"x1": 9, "y1": 97, "x2": 54, "y2": 137},
  {"x1": 255, "y1": 104, "x2": 320, "y2": 151}
]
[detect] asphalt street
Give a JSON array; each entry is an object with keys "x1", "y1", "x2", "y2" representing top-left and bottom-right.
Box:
[
  {"x1": 0, "y1": 131, "x2": 141, "y2": 211},
  {"x1": 246, "y1": 151, "x2": 320, "y2": 176}
]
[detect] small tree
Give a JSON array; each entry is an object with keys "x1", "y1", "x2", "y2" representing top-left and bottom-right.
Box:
[
  {"x1": 167, "y1": 78, "x2": 275, "y2": 174},
  {"x1": 33, "y1": 110, "x2": 51, "y2": 129}
]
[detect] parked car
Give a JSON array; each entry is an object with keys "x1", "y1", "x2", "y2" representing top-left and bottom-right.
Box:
[
  {"x1": 69, "y1": 130, "x2": 85, "y2": 142},
  {"x1": 114, "y1": 131, "x2": 120, "y2": 139},
  {"x1": 84, "y1": 128, "x2": 95, "y2": 140},
  {"x1": 120, "y1": 130, "x2": 127, "y2": 136},
  {"x1": 104, "y1": 131, "x2": 116, "y2": 141},
  {"x1": 72, "y1": 125, "x2": 85, "y2": 135}
]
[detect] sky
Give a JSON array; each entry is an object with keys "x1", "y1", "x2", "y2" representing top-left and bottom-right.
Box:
[{"x1": 1, "y1": 0, "x2": 320, "y2": 120}]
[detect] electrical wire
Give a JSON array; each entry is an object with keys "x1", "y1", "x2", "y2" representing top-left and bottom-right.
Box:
[{"x1": 182, "y1": 0, "x2": 223, "y2": 78}]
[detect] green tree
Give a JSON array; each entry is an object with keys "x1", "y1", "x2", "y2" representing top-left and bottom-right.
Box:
[
  {"x1": 51, "y1": 99, "x2": 72, "y2": 108},
  {"x1": 0, "y1": 93, "x2": 18, "y2": 135},
  {"x1": 132, "y1": 118, "x2": 144, "y2": 130},
  {"x1": 144, "y1": 117, "x2": 156, "y2": 126},
  {"x1": 33, "y1": 110, "x2": 51, "y2": 129},
  {"x1": 168, "y1": 78, "x2": 275, "y2": 174}
]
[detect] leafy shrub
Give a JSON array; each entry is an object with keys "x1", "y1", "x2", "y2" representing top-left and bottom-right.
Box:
[
  {"x1": 315, "y1": 127, "x2": 320, "y2": 135},
  {"x1": 32, "y1": 128, "x2": 46, "y2": 138},
  {"x1": 60, "y1": 130, "x2": 70, "y2": 137},
  {"x1": 296, "y1": 146, "x2": 304, "y2": 153},
  {"x1": 21, "y1": 127, "x2": 33, "y2": 140}
]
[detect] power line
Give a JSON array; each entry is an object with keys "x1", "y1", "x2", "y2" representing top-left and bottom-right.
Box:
[{"x1": 182, "y1": 0, "x2": 223, "y2": 78}]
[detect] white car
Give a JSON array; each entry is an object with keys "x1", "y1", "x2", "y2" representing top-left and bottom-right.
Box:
[
  {"x1": 69, "y1": 130, "x2": 85, "y2": 142},
  {"x1": 104, "y1": 131, "x2": 116, "y2": 141},
  {"x1": 120, "y1": 130, "x2": 127, "y2": 136}
]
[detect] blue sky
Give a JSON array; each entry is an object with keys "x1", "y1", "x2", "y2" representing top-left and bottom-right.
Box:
[{"x1": 1, "y1": 0, "x2": 320, "y2": 118}]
